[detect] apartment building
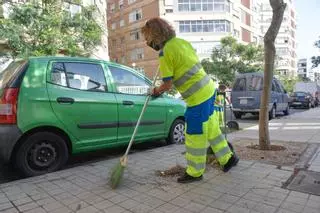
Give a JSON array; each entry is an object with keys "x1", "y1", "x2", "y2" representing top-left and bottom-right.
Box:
[
  {"x1": 165, "y1": 0, "x2": 263, "y2": 59},
  {"x1": 107, "y1": 0, "x2": 263, "y2": 77},
  {"x1": 259, "y1": 0, "x2": 297, "y2": 77},
  {"x1": 107, "y1": 0, "x2": 166, "y2": 78}
]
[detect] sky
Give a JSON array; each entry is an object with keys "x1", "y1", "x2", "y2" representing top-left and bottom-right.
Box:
[{"x1": 295, "y1": 0, "x2": 320, "y2": 64}]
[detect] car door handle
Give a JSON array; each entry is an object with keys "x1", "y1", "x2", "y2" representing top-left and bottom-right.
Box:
[
  {"x1": 57, "y1": 97, "x2": 75, "y2": 104},
  {"x1": 123, "y1": 100, "x2": 134, "y2": 105}
]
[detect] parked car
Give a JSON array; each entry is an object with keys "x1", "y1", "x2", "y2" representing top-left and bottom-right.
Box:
[
  {"x1": 294, "y1": 82, "x2": 320, "y2": 107},
  {"x1": 289, "y1": 91, "x2": 315, "y2": 109},
  {"x1": 0, "y1": 57, "x2": 186, "y2": 177},
  {"x1": 231, "y1": 72, "x2": 290, "y2": 120}
]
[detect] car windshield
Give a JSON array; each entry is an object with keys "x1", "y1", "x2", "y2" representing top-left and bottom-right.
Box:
[{"x1": 293, "y1": 92, "x2": 306, "y2": 97}]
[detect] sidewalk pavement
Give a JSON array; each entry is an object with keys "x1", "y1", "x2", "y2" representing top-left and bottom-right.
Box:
[
  {"x1": 0, "y1": 109, "x2": 320, "y2": 213},
  {"x1": 228, "y1": 107, "x2": 320, "y2": 143}
]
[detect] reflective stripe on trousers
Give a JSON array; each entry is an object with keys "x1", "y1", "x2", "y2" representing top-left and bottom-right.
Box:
[{"x1": 185, "y1": 112, "x2": 232, "y2": 177}]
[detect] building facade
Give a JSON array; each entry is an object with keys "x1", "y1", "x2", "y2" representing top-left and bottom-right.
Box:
[
  {"x1": 107, "y1": 0, "x2": 263, "y2": 78},
  {"x1": 259, "y1": 0, "x2": 297, "y2": 77},
  {"x1": 297, "y1": 58, "x2": 307, "y2": 78}
]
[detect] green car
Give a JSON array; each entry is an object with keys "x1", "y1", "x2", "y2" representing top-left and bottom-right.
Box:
[{"x1": 0, "y1": 56, "x2": 186, "y2": 177}]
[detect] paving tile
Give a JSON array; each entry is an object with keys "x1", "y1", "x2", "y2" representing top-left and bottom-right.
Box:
[
  {"x1": 226, "y1": 205, "x2": 252, "y2": 213},
  {"x1": 201, "y1": 206, "x2": 224, "y2": 213},
  {"x1": 17, "y1": 202, "x2": 39, "y2": 212},
  {"x1": 0, "y1": 202, "x2": 14, "y2": 211},
  {"x1": 234, "y1": 198, "x2": 257, "y2": 210},
  {"x1": 305, "y1": 199, "x2": 320, "y2": 209},
  {"x1": 218, "y1": 194, "x2": 241, "y2": 204},
  {"x1": 209, "y1": 200, "x2": 233, "y2": 211},
  {"x1": 281, "y1": 201, "x2": 305, "y2": 213},
  {"x1": 130, "y1": 204, "x2": 154, "y2": 213},
  {"x1": 0, "y1": 208, "x2": 19, "y2": 213},
  {"x1": 252, "y1": 203, "x2": 277, "y2": 213},
  {"x1": 68, "y1": 201, "x2": 89, "y2": 212},
  {"x1": 76, "y1": 206, "x2": 100, "y2": 213},
  {"x1": 12, "y1": 197, "x2": 33, "y2": 206},
  {"x1": 94, "y1": 200, "x2": 114, "y2": 210},
  {"x1": 24, "y1": 207, "x2": 47, "y2": 213},
  {"x1": 42, "y1": 201, "x2": 64, "y2": 212},
  {"x1": 117, "y1": 199, "x2": 140, "y2": 210},
  {"x1": 49, "y1": 207, "x2": 72, "y2": 213},
  {"x1": 108, "y1": 194, "x2": 129, "y2": 204},
  {"x1": 182, "y1": 201, "x2": 206, "y2": 213},
  {"x1": 101, "y1": 205, "x2": 126, "y2": 213},
  {"x1": 154, "y1": 203, "x2": 181, "y2": 213}
]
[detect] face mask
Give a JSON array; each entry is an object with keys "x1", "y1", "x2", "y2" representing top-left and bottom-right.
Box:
[{"x1": 147, "y1": 41, "x2": 161, "y2": 51}]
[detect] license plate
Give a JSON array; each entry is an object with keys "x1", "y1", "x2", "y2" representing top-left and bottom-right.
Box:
[
  {"x1": 240, "y1": 99, "x2": 247, "y2": 105},
  {"x1": 293, "y1": 102, "x2": 301, "y2": 105}
]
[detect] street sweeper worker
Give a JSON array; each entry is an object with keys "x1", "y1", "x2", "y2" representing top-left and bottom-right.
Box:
[
  {"x1": 215, "y1": 84, "x2": 228, "y2": 128},
  {"x1": 142, "y1": 17, "x2": 239, "y2": 183}
]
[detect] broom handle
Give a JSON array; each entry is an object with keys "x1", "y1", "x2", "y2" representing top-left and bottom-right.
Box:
[{"x1": 124, "y1": 66, "x2": 160, "y2": 156}]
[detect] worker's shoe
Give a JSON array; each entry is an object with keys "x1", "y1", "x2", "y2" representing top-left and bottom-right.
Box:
[
  {"x1": 177, "y1": 172, "x2": 203, "y2": 183},
  {"x1": 222, "y1": 153, "x2": 239, "y2": 173}
]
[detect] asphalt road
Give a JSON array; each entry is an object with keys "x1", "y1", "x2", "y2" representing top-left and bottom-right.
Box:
[{"x1": 0, "y1": 107, "x2": 309, "y2": 184}]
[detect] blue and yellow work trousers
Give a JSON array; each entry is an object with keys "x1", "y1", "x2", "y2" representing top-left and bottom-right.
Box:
[
  {"x1": 214, "y1": 105, "x2": 224, "y2": 127},
  {"x1": 184, "y1": 95, "x2": 233, "y2": 177}
]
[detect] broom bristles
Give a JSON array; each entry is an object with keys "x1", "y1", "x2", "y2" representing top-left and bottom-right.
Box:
[{"x1": 109, "y1": 159, "x2": 125, "y2": 189}]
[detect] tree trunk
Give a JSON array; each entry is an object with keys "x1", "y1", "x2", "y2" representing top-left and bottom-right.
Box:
[{"x1": 259, "y1": 0, "x2": 286, "y2": 150}]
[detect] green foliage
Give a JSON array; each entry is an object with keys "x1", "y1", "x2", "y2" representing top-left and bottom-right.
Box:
[
  {"x1": 201, "y1": 36, "x2": 263, "y2": 85},
  {"x1": 0, "y1": 0, "x2": 102, "y2": 59}
]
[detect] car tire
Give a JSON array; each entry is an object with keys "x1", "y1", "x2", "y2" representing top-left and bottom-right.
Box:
[
  {"x1": 269, "y1": 106, "x2": 276, "y2": 120},
  {"x1": 15, "y1": 132, "x2": 69, "y2": 177},
  {"x1": 167, "y1": 119, "x2": 185, "y2": 145},
  {"x1": 233, "y1": 112, "x2": 242, "y2": 119},
  {"x1": 307, "y1": 102, "x2": 311, "y2": 109},
  {"x1": 283, "y1": 104, "x2": 290, "y2": 116}
]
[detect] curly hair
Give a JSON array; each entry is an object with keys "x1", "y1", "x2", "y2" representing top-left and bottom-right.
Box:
[{"x1": 141, "y1": 17, "x2": 176, "y2": 45}]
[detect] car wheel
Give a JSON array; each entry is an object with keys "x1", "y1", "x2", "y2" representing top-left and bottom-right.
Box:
[
  {"x1": 307, "y1": 102, "x2": 311, "y2": 109},
  {"x1": 15, "y1": 132, "x2": 69, "y2": 177},
  {"x1": 233, "y1": 112, "x2": 242, "y2": 119},
  {"x1": 269, "y1": 106, "x2": 276, "y2": 120},
  {"x1": 283, "y1": 104, "x2": 290, "y2": 116},
  {"x1": 167, "y1": 119, "x2": 185, "y2": 144}
]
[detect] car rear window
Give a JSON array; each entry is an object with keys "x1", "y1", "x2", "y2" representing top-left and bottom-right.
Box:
[
  {"x1": 0, "y1": 60, "x2": 27, "y2": 89},
  {"x1": 247, "y1": 76, "x2": 263, "y2": 91},
  {"x1": 233, "y1": 78, "x2": 246, "y2": 91}
]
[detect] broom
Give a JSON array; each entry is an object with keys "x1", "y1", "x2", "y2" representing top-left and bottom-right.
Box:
[{"x1": 109, "y1": 66, "x2": 160, "y2": 189}]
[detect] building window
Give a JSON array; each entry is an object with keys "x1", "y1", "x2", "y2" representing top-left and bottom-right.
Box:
[
  {"x1": 111, "y1": 22, "x2": 116, "y2": 30},
  {"x1": 130, "y1": 30, "x2": 141, "y2": 40},
  {"x1": 178, "y1": 0, "x2": 229, "y2": 12},
  {"x1": 119, "y1": 0, "x2": 124, "y2": 9},
  {"x1": 241, "y1": 9, "x2": 251, "y2": 26},
  {"x1": 128, "y1": 0, "x2": 136, "y2": 4},
  {"x1": 179, "y1": 20, "x2": 230, "y2": 33},
  {"x1": 233, "y1": 29, "x2": 240, "y2": 38},
  {"x1": 120, "y1": 19, "x2": 125, "y2": 27},
  {"x1": 129, "y1": 9, "x2": 142, "y2": 23},
  {"x1": 131, "y1": 48, "x2": 144, "y2": 61},
  {"x1": 241, "y1": 0, "x2": 250, "y2": 9},
  {"x1": 241, "y1": 27, "x2": 251, "y2": 42},
  {"x1": 110, "y1": 3, "x2": 115, "y2": 12}
]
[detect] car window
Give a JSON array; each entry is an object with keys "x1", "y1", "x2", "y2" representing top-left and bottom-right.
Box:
[
  {"x1": 293, "y1": 92, "x2": 306, "y2": 96},
  {"x1": 108, "y1": 65, "x2": 150, "y2": 95},
  {"x1": 51, "y1": 62, "x2": 107, "y2": 92},
  {"x1": 274, "y1": 80, "x2": 283, "y2": 93},
  {"x1": 248, "y1": 76, "x2": 263, "y2": 91},
  {"x1": 233, "y1": 78, "x2": 246, "y2": 91},
  {"x1": 0, "y1": 60, "x2": 27, "y2": 89}
]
